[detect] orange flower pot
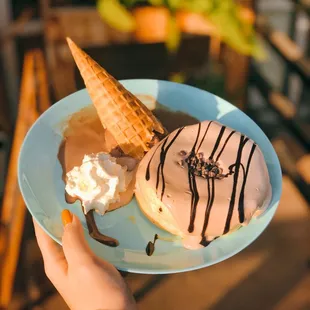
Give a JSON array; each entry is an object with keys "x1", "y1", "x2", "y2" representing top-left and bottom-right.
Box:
[
  {"x1": 176, "y1": 11, "x2": 219, "y2": 37},
  {"x1": 238, "y1": 7, "x2": 255, "y2": 24},
  {"x1": 132, "y1": 6, "x2": 170, "y2": 43}
]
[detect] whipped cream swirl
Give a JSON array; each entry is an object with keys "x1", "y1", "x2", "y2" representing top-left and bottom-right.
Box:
[{"x1": 65, "y1": 152, "x2": 131, "y2": 214}]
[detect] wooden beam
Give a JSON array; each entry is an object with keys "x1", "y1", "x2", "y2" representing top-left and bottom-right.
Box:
[
  {"x1": 0, "y1": 51, "x2": 35, "y2": 309},
  {"x1": 0, "y1": 9, "x2": 34, "y2": 41},
  {"x1": 0, "y1": 49, "x2": 50, "y2": 309},
  {"x1": 34, "y1": 50, "x2": 51, "y2": 114},
  {"x1": 0, "y1": 0, "x2": 19, "y2": 120}
]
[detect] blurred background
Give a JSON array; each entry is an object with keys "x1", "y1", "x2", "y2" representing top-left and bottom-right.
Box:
[{"x1": 0, "y1": 0, "x2": 309, "y2": 309}]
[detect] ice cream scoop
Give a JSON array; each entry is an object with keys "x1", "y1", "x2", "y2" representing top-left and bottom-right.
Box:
[{"x1": 135, "y1": 120, "x2": 272, "y2": 249}]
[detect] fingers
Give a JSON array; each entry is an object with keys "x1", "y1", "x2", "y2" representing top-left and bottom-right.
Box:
[
  {"x1": 33, "y1": 218, "x2": 67, "y2": 279},
  {"x1": 61, "y1": 210, "x2": 95, "y2": 267}
]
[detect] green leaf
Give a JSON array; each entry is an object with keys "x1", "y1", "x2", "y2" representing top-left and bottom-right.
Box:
[
  {"x1": 219, "y1": 0, "x2": 235, "y2": 11},
  {"x1": 167, "y1": 0, "x2": 183, "y2": 10},
  {"x1": 208, "y1": 2, "x2": 265, "y2": 59},
  {"x1": 97, "y1": 0, "x2": 136, "y2": 32},
  {"x1": 166, "y1": 15, "x2": 181, "y2": 53},
  {"x1": 179, "y1": 0, "x2": 213, "y2": 13}
]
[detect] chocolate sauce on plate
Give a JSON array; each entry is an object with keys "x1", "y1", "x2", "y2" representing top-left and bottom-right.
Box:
[{"x1": 146, "y1": 234, "x2": 159, "y2": 256}]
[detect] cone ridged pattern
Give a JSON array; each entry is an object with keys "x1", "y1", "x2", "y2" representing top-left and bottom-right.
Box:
[{"x1": 66, "y1": 37, "x2": 165, "y2": 159}]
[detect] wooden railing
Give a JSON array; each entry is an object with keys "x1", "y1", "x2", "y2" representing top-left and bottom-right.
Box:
[
  {"x1": 0, "y1": 49, "x2": 50, "y2": 309},
  {"x1": 257, "y1": 17, "x2": 310, "y2": 83},
  {"x1": 249, "y1": 1, "x2": 310, "y2": 205},
  {"x1": 249, "y1": 65, "x2": 310, "y2": 150}
]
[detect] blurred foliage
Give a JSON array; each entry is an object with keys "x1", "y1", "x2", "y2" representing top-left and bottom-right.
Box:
[
  {"x1": 96, "y1": 0, "x2": 265, "y2": 59},
  {"x1": 166, "y1": 15, "x2": 181, "y2": 53},
  {"x1": 169, "y1": 72, "x2": 186, "y2": 83},
  {"x1": 97, "y1": 0, "x2": 136, "y2": 32},
  {"x1": 187, "y1": 63, "x2": 226, "y2": 100}
]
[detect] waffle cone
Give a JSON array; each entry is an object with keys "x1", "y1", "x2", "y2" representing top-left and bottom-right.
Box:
[{"x1": 66, "y1": 37, "x2": 166, "y2": 159}]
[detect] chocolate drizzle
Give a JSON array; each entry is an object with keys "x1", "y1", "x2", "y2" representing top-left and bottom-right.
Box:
[
  {"x1": 200, "y1": 236, "x2": 212, "y2": 247},
  {"x1": 198, "y1": 126, "x2": 235, "y2": 245},
  {"x1": 187, "y1": 124, "x2": 231, "y2": 236},
  {"x1": 146, "y1": 234, "x2": 159, "y2": 256},
  {"x1": 200, "y1": 177, "x2": 215, "y2": 246},
  {"x1": 156, "y1": 139, "x2": 168, "y2": 195},
  {"x1": 197, "y1": 121, "x2": 213, "y2": 152},
  {"x1": 215, "y1": 130, "x2": 236, "y2": 162},
  {"x1": 209, "y1": 126, "x2": 226, "y2": 160},
  {"x1": 149, "y1": 127, "x2": 185, "y2": 200},
  {"x1": 187, "y1": 123, "x2": 202, "y2": 233},
  {"x1": 146, "y1": 139, "x2": 166, "y2": 181},
  {"x1": 85, "y1": 210, "x2": 119, "y2": 247},
  {"x1": 161, "y1": 127, "x2": 184, "y2": 200},
  {"x1": 224, "y1": 135, "x2": 249, "y2": 234},
  {"x1": 238, "y1": 143, "x2": 257, "y2": 223}
]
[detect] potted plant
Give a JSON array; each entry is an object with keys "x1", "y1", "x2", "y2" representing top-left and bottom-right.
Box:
[{"x1": 96, "y1": 0, "x2": 265, "y2": 59}]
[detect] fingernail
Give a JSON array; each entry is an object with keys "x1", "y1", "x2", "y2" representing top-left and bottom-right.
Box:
[{"x1": 61, "y1": 209, "x2": 73, "y2": 226}]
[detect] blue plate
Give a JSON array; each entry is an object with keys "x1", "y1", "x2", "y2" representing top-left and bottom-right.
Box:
[{"x1": 18, "y1": 80, "x2": 282, "y2": 274}]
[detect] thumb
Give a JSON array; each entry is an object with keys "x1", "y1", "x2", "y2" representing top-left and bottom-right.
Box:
[{"x1": 61, "y1": 210, "x2": 94, "y2": 266}]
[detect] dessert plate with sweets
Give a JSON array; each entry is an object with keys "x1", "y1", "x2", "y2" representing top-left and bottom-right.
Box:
[{"x1": 18, "y1": 38, "x2": 282, "y2": 274}]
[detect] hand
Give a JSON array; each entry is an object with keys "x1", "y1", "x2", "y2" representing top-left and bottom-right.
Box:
[{"x1": 33, "y1": 210, "x2": 136, "y2": 310}]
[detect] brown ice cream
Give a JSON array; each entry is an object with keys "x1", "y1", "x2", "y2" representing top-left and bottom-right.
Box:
[{"x1": 57, "y1": 105, "x2": 138, "y2": 211}]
